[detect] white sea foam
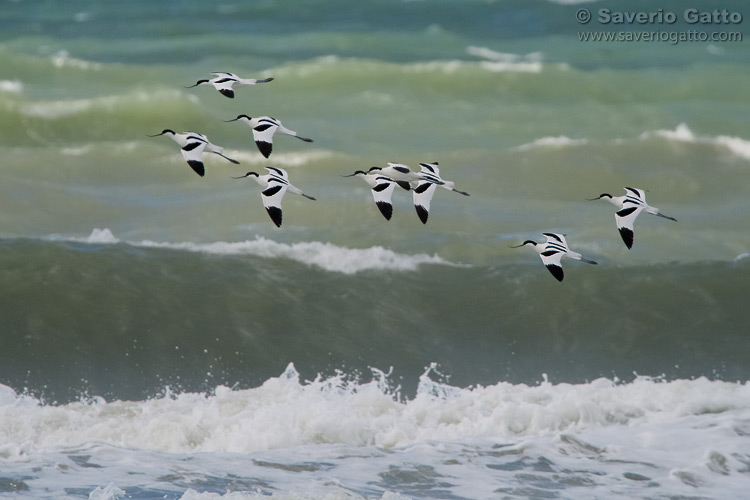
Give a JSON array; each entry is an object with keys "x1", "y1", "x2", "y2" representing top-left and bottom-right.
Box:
[
  {"x1": 64, "y1": 229, "x2": 454, "y2": 274},
  {"x1": 407, "y1": 57, "x2": 543, "y2": 75},
  {"x1": 50, "y1": 50, "x2": 101, "y2": 71},
  {"x1": 177, "y1": 491, "x2": 408, "y2": 500},
  {"x1": 88, "y1": 483, "x2": 126, "y2": 500},
  {"x1": 273, "y1": 53, "x2": 546, "y2": 79},
  {"x1": 228, "y1": 150, "x2": 338, "y2": 167},
  {"x1": 642, "y1": 123, "x2": 750, "y2": 160},
  {"x1": 0, "y1": 364, "x2": 748, "y2": 458},
  {"x1": 516, "y1": 125, "x2": 750, "y2": 160},
  {"x1": 0, "y1": 79, "x2": 23, "y2": 94},
  {"x1": 512, "y1": 135, "x2": 588, "y2": 151},
  {"x1": 19, "y1": 90, "x2": 199, "y2": 119},
  {"x1": 466, "y1": 47, "x2": 552, "y2": 73}
]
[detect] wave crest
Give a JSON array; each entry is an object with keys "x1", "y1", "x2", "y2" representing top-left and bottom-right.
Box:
[
  {"x1": 641, "y1": 123, "x2": 750, "y2": 160},
  {"x1": 1, "y1": 364, "x2": 748, "y2": 456},
  {"x1": 63, "y1": 229, "x2": 455, "y2": 274}
]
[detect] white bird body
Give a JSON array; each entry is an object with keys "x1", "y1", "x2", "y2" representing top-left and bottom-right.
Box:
[
  {"x1": 589, "y1": 187, "x2": 677, "y2": 249},
  {"x1": 374, "y1": 163, "x2": 425, "y2": 183},
  {"x1": 187, "y1": 72, "x2": 273, "y2": 98},
  {"x1": 512, "y1": 232, "x2": 597, "y2": 282},
  {"x1": 149, "y1": 129, "x2": 239, "y2": 177},
  {"x1": 410, "y1": 162, "x2": 470, "y2": 224},
  {"x1": 344, "y1": 170, "x2": 401, "y2": 221},
  {"x1": 226, "y1": 115, "x2": 313, "y2": 158},
  {"x1": 234, "y1": 166, "x2": 315, "y2": 227}
]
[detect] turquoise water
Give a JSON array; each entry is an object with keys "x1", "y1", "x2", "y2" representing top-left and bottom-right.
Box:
[{"x1": 1, "y1": 0, "x2": 750, "y2": 498}]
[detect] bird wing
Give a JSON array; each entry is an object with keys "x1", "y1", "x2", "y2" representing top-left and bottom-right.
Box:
[
  {"x1": 180, "y1": 139, "x2": 207, "y2": 177},
  {"x1": 539, "y1": 247, "x2": 565, "y2": 282},
  {"x1": 624, "y1": 187, "x2": 647, "y2": 204},
  {"x1": 539, "y1": 233, "x2": 568, "y2": 281},
  {"x1": 417, "y1": 163, "x2": 444, "y2": 184},
  {"x1": 418, "y1": 162, "x2": 440, "y2": 175},
  {"x1": 386, "y1": 163, "x2": 412, "y2": 177},
  {"x1": 542, "y1": 232, "x2": 568, "y2": 251},
  {"x1": 370, "y1": 176, "x2": 397, "y2": 220},
  {"x1": 615, "y1": 205, "x2": 644, "y2": 249},
  {"x1": 252, "y1": 119, "x2": 279, "y2": 158},
  {"x1": 412, "y1": 181, "x2": 438, "y2": 224},
  {"x1": 265, "y1": 166, "x2": 288, "y2": 180},
  {"x1": 261, "y1": 179, "x2": 289, "y2": 228},
  {"x1": 211, "y1": 77, "x2": 237, "y2": 98}
]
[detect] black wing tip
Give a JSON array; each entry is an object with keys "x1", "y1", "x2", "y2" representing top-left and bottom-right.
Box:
[
  {"x1": 546, "y1": 264, "x2": 564, "y2": 282},
  {"x1": 415, "y1": 205, "x2": 429, "y2": 224},
  {"x1": 266, "y1": 206, "x2": 282, "y2": 228},
  {"x1": 619, "y1": 228, "x2": 634, "y2": 249},
  {"x1": 376, "y1": 201, "x2": 393, "y2": 221},
  {"x1": 256, "y1": 141, "x2": 272, "y2": 158},
  {"x1": 219, "y1": 89, "x2": 235, "y2": 98},
  {"x1": 187, "y1": 160, "x2": 205, "y2": 177}
]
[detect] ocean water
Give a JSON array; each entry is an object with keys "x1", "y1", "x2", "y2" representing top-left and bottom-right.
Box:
[{"x1": 1, "y1": 0, "x2": 750, "y2": 498}]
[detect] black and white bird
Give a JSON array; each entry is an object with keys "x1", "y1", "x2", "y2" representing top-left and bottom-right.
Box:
[
  {"x1": 343, "y1": 169, "x2": 405, "y2": 221},
  {"x1": 224, "y1": 115, "x2": 313, "y2": 158},
  {"x1": 148, "y1": 129, "x2": 239, "y2": 177},
  {"x1": 588, "y1": 187, "x2": 677, "y2": 249},
  {"x1": 511, "y1": 232, "x2": 597, "y2": 282},
  {"x1": 233, "y1": 166, "x2": 315, "y2": 227},
  {"x1": 411, "y1": 162, "x2": 470, "y2": 224},
  {"x1": 371, "y1": 162, "x2": 429, "y2": 184},
  {"x1": 186, "y1": 72, "x2": 273, "y2": 99}
]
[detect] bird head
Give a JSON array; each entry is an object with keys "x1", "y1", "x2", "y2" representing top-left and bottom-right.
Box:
[
  {"x1": 185, "y1": 79, "x2": 209, "y2": 88},
  {"x1": 586, "y1": 193, "x2": 612, "y2": 201},
  {"x1": 147, "y1": 129, "x2": 175, "y2": 137},
  {"x1": 342, "y1": 171, "x2": 367, "y2": 177},
  {"x1": 224, "y1": 114, "x2": 252, "y2": 123},
  {"x1": 510, "y1": 240, "x2": 538, "y2": 249},
  {"x1": 232, "y1": 172, "x2": 260, "y2": 179}
]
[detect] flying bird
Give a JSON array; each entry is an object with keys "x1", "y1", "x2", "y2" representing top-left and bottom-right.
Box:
[
  {"x1": 186, "y1": 72, "x2": 273, "y2": 99},
  {"x1": 511, "y1": 232, "x2": 597, "y2": 282},
  {"x1": 588, "y1": 187, "x2": 677, "y2": 249},
  {"x1": 148, "y1": 129, "x2": 239, "y2": 177},
  {"x1": 225, "y1": 115, "x2": 312, "y2": 158},
  {"x1": 371, "y1": 162, "x2": 430, "y2": 184},
  {"x1": 343, "y1": 169, "x2": 402, "y2": 220},
  {"x1": 233, "y1": 166, "x2": 315, "y2": 227},
  {"x1": 411, "y1": 162, "x2": 470, "y2": 224}
]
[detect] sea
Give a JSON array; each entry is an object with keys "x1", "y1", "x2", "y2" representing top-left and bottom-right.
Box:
[{"x1": 1, "y1": 0, "x2": 750, "y2": 498}]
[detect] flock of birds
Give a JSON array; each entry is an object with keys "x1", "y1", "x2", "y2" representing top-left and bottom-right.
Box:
[{"x1": 149, "y1": 72, "x2": 678, "y2": 282}]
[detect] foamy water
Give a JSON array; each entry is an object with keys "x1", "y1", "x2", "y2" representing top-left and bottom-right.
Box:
[
  {"x1": 2, "y1": 364, "x2": 748, "y2": 456},
  {"x1": 643, "y1": 123, "x2": 750, "y2": 160},
  {"x1": 1, "y1": 365, "x2": 749, "y2": 499},
  {"x1": 54, "y1": 228, "x2": 456, "y2": 274}
]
